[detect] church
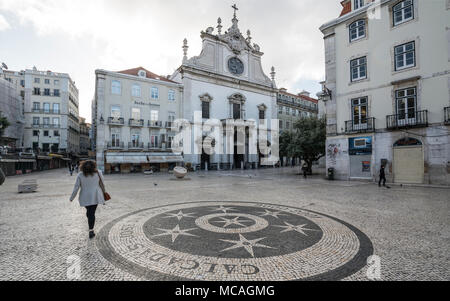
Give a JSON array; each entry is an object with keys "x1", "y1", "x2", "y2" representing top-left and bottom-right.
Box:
[{"x1": 170, "y1": 5, "x2": 279, "y2": 170}]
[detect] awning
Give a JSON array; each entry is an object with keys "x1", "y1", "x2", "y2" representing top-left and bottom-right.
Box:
[
  {"x1": 49, "y1": 154, "x2": 63, "y2": 158},
  {"x1": 37, "y1": 156, "x2": 52, "y2": 160},
  {"x1": 62, "y1": 158, "x2": 71, "y2": 161},
  {"x1": 105, "y1": 152, "x2": 184, "y2": 164}
]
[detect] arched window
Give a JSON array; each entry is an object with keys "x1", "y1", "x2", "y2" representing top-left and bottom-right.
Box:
[
  {"x1": 349, "y1": 19, "x2": 366, "y2": 42},
  {"x1": 393, "y1": 0, "x2": 414, "y2": 26}
]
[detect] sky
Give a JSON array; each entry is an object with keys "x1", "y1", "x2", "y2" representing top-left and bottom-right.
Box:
[{"x1": 0, "y1": 0, "x2": 342, "y2": 123}]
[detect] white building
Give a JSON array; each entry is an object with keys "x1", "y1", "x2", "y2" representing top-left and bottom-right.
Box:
[
  {"x1": 0, "y1": 74, "x2": 24, "y2": 148},
  {"x1": 3, "y1": 67, "x2": 80, "y2": 155},
  {"x1": 170, "y1": 7, "x2": 278, "y2": 170},
  {"x1": 319, "y1": 0, "x2": 450, "y2": 185},
  {"x1": 93, "y1": 67, "x2": 184, "y2": 173}
]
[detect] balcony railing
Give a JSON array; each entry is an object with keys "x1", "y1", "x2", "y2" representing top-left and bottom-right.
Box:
[
  {"x1": 148, "y1": 142, "x2": 162, "y2": 149},
  {"x1": 128, "y1": 142, "x2": 144, "y2": 149},
  {"x1": 107, "y1": 117, "x2": 125, "y2": 126},
  {"x1": 445, "y1": 107, "x2": 450, "y2": 125},
  {"x1": 32, "y1": 123, "x2": 60, "y2": 129},
  {"x1": 107, "y1": 141, "x2": 124, "y2": 149},
  {"x1": 165, "y1": 121, "x2": 174, "y2": 129},
  {"x1": 32, "y1": 109, "x2": 61, "y2": 114},
  {"x1": 386, "y1": 110, "x2": 428, "y2": 129},
  {"x1": 149, "y1": 120, "x2": 163, "y2": 128},
  {"x1": 345, "y1": 117, "x2": 375, "y2": 134},
  {"x1": 129, "y1": 119, "x2": 144, "y2": 127}
]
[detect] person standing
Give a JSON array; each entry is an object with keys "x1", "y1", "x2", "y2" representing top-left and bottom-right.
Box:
[
  {"x1": 69, "y1": 161, "x2": 105, "y2": 239},
  {"x1": 379, "y1": 165, "x2": 387, "y2": 187},
  {"x1": 68, "y1": 163, "x2": 73, "y2": 176},
  {"x1": 302, "y1": 162, "x2": 308, "y2": 179},
  {"x1": 75, "y1": 161, "x2": 79, "y2": 174}
]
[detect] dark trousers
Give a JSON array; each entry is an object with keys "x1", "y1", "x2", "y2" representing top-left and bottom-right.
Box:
[
  {"x1": 379, "y1": 175, "x2": 386, "y2": 187},
  {"x1": 85, "y1": 205, "x2": 98, "y2": 230}
]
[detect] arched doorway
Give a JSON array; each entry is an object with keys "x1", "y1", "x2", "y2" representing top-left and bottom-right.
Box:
[{"x1": 393, "y1": 138, "x2": 424, "y2": 184}]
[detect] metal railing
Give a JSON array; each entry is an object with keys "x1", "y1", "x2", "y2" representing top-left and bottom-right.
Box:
[
  {"x1": 148, "y1": 142, "x2": 162, "y2": 149},
  {"x1": 107, "y1": 117, "x2": 125, "y2": 125},
  {"x1": 31, "y1": 109, "x2": 61, "y2": 114},
  {"x1": 128, "y1": 142, "x2": 144, "y2": 149},
  {"x1": 107, "y1": 141, "x2": 124, "y2": 149},
  {"x1": 165, "y1": 121, "x2": 174, "y2": 129},
  {"x1": 445, "y1": 107, "x2": 450, "y2": 125},
  {"x1": 32, "y1": 123, "x2": 60, "y2": 129},
  {"x1": 129, "y1": 119, "x2": 144, "y2": 127},
  {"x1": 386, "y1": 110, "x2": 428, "y2": 129},
  {"x1": 149, "y1": 120, "x2": 163, "y2": 128},
  {"x1": 345, "y1": 117, "x2": 375, "y2": 134}
]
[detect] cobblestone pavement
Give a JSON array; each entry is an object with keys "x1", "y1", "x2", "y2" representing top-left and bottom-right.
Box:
[{"x1": 0, "y1": 168, "x2": 448, "y2": 281}]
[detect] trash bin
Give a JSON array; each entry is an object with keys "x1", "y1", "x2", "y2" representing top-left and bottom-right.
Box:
[{"x1": 328, "y1": 168, "x2": 335, "y2": 180}]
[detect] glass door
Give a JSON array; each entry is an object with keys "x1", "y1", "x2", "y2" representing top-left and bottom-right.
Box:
[
  {"x1": 396, "y1": 87, "x2": 416, "y2": 126},
  {"x1": 352, "y1": 97, "x2": 368, "y2": 131}
]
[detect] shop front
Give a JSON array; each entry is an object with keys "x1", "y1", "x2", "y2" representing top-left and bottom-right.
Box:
[{"x1": 349, "y1": 136, "x2": 373, "y2": 180}]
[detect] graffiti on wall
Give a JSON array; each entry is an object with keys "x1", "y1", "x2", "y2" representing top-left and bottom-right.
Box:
[{"x1": 327, "y1": 144, "x2": 341, "y2": 166}]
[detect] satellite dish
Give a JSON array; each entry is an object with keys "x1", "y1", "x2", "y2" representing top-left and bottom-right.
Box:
[{"x1": 1, "y1": 63, "x2": 8, "y2": 70}]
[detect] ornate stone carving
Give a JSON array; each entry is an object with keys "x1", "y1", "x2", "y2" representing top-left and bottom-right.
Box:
[
  {"x1": 228, "y1": 57, "x2": 244, "y2": 75},
  {"x1": 199, "y1": 93, "x2": 214, "y2": 103}
]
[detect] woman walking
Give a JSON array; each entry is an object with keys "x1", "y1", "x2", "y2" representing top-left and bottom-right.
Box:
[{"x1": 69, "y1": 161, "x2": 105, "y2": 239}]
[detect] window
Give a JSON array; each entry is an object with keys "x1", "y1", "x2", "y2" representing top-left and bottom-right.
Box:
[
  {"x1": 151, "y1": 87, "x2": 159, "y2": 99},
  {"x1": 286, "y1": 122, "x2": 290, "y2": 129},
  {"x1": 354, "y1": 0, "x2": 364, "y2": 9},
  {"x1": 52, "y1": 117, "x2": 60, "y2": 127},
  {"x1": 168, "y1": 112, "x2": 176, "y2": 123},
  {"x1": 233, "y1": 103, "x2": 241, "y2": 119},
  {"x1": 54, "y1": 89, "x2": 60, "y2": 97},
  {"x1": 111, "y1": 105, "x2": 121, "y2": 118},
  {"x1": 53, "y1": 103, "x2": 60, "y2": 114},
  {"x1": 349, "y1": 20, "x2": 366, "y2": 42},
  {"x1": 352, "y1": 97, "x2": 368, "y2": 126},
  {"x1": 279, "y1": 120, "x2": 283, "y2": 129},
  {"x1": 132, "y1": 84, "x2": 141, "y2": 97},
  {"x1": 33, "y1": 130, "x2": 39, "y2": 136},
  {"x1": 44, "y1": 131, "x2": 49, "y2": 137},
  {"x1": 54, "y1": 130, "x2": 60, "y2": 137},
  {"x1": 43, "y1": 117, "x2": 50, "y2": 126},
  {"x1": 111, "y1": 80, "x2": 121, "y2": 95},
  {"x1": 202, "y1": 101, "x2": 210, "y2": 119},
  {"x1": 45, "y1": 79, "x2": 50, "y2": 84},
  {"x1": 168, "y1": 90, "x2": 176, "y2": 101},
  {"x1": 286, "y1": 107, "x2": 290, "y2": 115},
  {"x1": 131, "y1": 108, "x2": 141, "y2": 120},
  {"x1": 33, "y1": 117, "x2": 40, "y2": 125},
  {"x1": 151, "y1": 110, "x2": 159, "y2": 121},
  {"x1": 395, "y1": 42, "x2": 415, "y2": 71},
  {"x1": 131, "y1": 133, "x2": 140, "y2": 147},
  {"x1": 278, "y1": 106, "x2": 283, "y2": 114},
  {"x1": 150, "y1": 135, "x2": 159, "y2": 148},
  {"x1": 43, "y1": 103, "x2": 50, "y2": 113},
  {"x1": 44, "y1": 89, "x2": 50, "y2": 96},
  {"x1": 34, "y1": 78, "x2": 40, "y2": 84},
  {"x1": 259, "y1": 109, "x2": 265, "y2": 120},
  {"x1": 396, "y1": 87, "x2": 417, "y2": 120},
  {"x1": 111, "y1": 133, "x2": 120, "y2": 147},
  {"x1": 393, "y1": 0, "x2": 414, "y2": 26},
  {"x1": 20, "y1": 80, "x2": 25, "y2": 87},
  {"x1": 33, "y1": 102, "x2": 40, "y2": 112},
  {"x1": 350, "y1": 57, "x2": 367, "y2": 82},
  {"x1": 54, "y1": 80, "x2": 59, "y2": 85},
  {"x1": 34, "y1": 88, "x2": 41, "y2": 95}
]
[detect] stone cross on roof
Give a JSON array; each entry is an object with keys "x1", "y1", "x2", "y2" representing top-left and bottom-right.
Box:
[{"x1": 232, "y1": 4, "x2": 238, "y2": 18}]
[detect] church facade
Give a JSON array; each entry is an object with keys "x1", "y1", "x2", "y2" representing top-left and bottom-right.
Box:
[{"x1": 170, "y1": 7, "x2": 279, "y2": 170}]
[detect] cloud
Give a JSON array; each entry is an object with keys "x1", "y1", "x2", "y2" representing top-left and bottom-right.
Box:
[
  {"x1": 0, "y1": 0, "x2": 342, "y2": 121},
  {"x1": 0, "y1": 14, "x2": 10, "y2": 31}
]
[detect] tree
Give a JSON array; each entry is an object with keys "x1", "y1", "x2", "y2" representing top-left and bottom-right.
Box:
[
  {"x1": 280, "y1": 116, "x2": 326, "y2": 174},
  {"x1": 0, "y1": 115, "x2": 10, "y2": 139}
]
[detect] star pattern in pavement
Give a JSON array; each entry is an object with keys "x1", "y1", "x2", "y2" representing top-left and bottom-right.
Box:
[
  {"x1": 220, "y1": 234, "x2": 275, "y2": 257},
  {"x1": 257, "y1": 209, "x2": 289, "y2": 219},
  {"x1": 163, "y1": 210, "x2": 196, "y2": 221},
  {"x1": 274, "y1": 222, "x2": 319, "y2": 236},
  {"x1": 152, "y1": 225, "x2": 198, "y2": 243},
  {"x1": 209, "y1": 205, "x2": 238, "y2": 213},
  {"x1": 213, "y1": 216, "x2": 254, "y2": 228}
]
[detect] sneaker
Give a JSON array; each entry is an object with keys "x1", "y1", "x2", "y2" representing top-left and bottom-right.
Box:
[{"x1": 89, "y1": 231, "x2": 95, "y2": 239}]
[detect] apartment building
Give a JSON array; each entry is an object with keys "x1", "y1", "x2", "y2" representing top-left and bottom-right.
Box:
[
  {"x1": 277, "y1": 89, "x2": 319, "y2": 133},
  {"x1": 319, "y1": 0, "x2": 450, "y2": 185},
  {"x1": 93, "y1": 67, "x2": 184, "y2": 173},
  {"x1": 79, "y1": 117, "x2": 91, "y2": 157},
  {"x1": 4, "y1": 67, "x2": 80, "y2": 155},
  {"x1": 0, "y1": 75, "x2": 24, "y2": 148}
]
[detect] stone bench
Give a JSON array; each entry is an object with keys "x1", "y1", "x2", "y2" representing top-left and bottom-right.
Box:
[{"x1": 18, "y1": 179, "x2": 38, "y2": 193}]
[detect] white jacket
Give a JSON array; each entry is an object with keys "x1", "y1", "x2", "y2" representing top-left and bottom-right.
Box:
[{"x1": 70, "y1": 170, "x2": 105, "y2": 207}]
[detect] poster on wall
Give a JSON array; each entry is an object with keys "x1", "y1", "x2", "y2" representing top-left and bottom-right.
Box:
[
  {"x1": 362, "y1": 161, "x2": 371, "y2": 172},
  {"x1": 349, "y1": 137, "x2": 372, "y2": 156}
]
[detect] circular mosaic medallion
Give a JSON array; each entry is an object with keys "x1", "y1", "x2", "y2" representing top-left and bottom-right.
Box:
[{"x1": 97, "y1": 202, "x2": 373, "y2": 281}]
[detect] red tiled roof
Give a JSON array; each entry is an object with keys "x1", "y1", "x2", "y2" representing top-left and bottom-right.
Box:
[
  {"x1": 339, "y1": 0, "x2": 351, "y2": 17},
  {"x1": 279, "y1": 90, "x2": 318, "y2": 104},
  {"x1": 117, "y1": 67, "x2": 176, "y2": 84}
]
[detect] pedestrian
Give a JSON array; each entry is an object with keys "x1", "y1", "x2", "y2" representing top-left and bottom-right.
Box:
[
  {"x1": 75, "y1": 161, "x2": 80, "y2": 174},
  {"x1": 69, "y1": 160, "x2": 106, "y2": 239},
  {"x1": 68, "y1": 163, "x2": 73, "y2": 176},
  {"x1": 302, "y1": 162, "x2": 308, "y2": 179},
  {"x1": 379, "y1": 165, "x2": 387, "y2": 187}
]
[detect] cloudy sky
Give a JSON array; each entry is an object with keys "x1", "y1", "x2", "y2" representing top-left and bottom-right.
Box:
[{"x1": 0, "y1": 0, "x2": 342, "y2": 122}]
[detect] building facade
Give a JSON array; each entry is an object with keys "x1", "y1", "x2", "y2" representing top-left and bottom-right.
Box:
[
  {"x1": 170, "y1": 8, "x2": 278, "y2": 170},
  {"x1": 0, "y1": 75, "x2": 25, "y2": 148},
  {"x1": 79, "y1": 117, "x2": 91, "y2": 157},
  {"x1": 277, "y1": 88, "x2": 319, "y2": 133},
  {"x1": 3, "y1": 67, "x2": 80, "y2": 155},
  {"x1": 93, "y1": 67, "x2": 184, "y2": 173},
  {"x1": 319, "y1": 0, "x2": 450, "y2": 185}
]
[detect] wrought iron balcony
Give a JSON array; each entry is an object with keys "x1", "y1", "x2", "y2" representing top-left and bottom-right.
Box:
[
  {"x1": 386, "y1": 110, "x2": 428, "y2": 129},
  {"x1": 165, "y1": 121, "x2": 174, "y2": 129},
  {"x1": 148, "y1": 142, "x2": 162, "y2": 149},
  {"x1": 31, "y1": 109, "x2": 61, "y2": 114},
  {"x1": 107, "y1": 117, "x2": 125, "y2": 126},
  {"x1": 107, "y1": 141, "x2": 124, "y2": 149},
  {"x1": 345, "y1": 117, "x2": 375, "y2": 134},
  {"x1": 149, "y1": 120, "x2": 163, "y2": 128},
  {"x1": 129, "y1": 119, "x2": 144, "y2": 127},
  {"x1": 128, "y1": 142, "x2": 144, "y2": 149},
  {"x1": 445, "y1": 107, "x2": 450, "y2": 125}
]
